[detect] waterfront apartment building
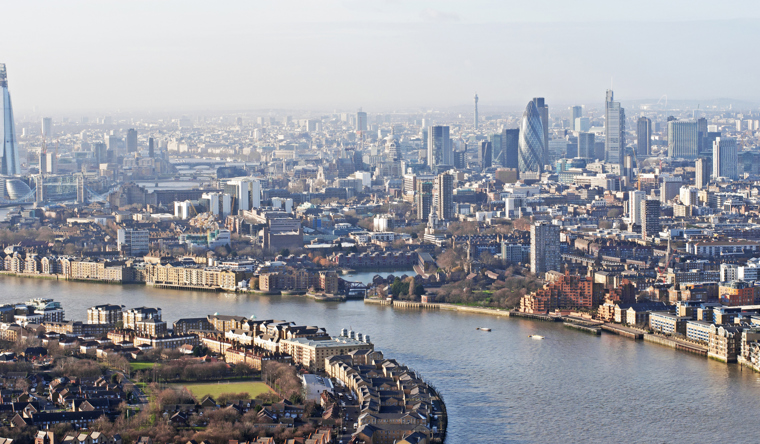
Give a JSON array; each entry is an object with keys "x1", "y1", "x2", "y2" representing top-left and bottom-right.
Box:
[
  {"x1": 708, "y1": 325, "x2": 742, "y2": 363},
  {"x1": 123, "y1": 307, "x2": 161, "y2": 330},
  {"x1": 530, "y1": 221, "x2": 560, "y2": 277},
  {"x1": 279, "y1": 336, "x2": 374, "y2": 372},
  {"x1": 520, "y1": 274, "x2": 597, "y2": 314},
  {"x1": 87, "y1": 304, "x2": 125, "y2": 325},
  {"x1": 719, "y1": 281, "x2": 757, "y2": 306},
  {"x1": 649, "y1": 312, "x2": 689, "y2": 335}
]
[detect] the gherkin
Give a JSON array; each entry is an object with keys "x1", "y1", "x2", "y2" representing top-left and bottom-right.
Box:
[{"x1": 518, "y1": 100, "x2": 544, "y2": 175}]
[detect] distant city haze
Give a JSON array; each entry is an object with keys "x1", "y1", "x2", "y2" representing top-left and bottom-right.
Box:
[{"x1": 3, "y1": 0, "x2": 760, "y2": 113}]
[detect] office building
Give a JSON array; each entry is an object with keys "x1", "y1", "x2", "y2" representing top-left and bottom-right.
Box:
[
  {"x1": 117, "y1": 228, "x2": 150, "y2": 256},
  {"x1": 701, "y1": 131, "x2": 721, "y2": 157},
  {"x1": 76, "y1": 173, "x2": 86, "y2": 204},
  {"x1": 713, "y1": 137, "x2": 738, "y2": 180},
  {"x1": 530, "y1": 221, "x2": 560, "y2": 276},
  {"x1": 148, "y1": 137, "x2": 155, "y2": 158},
  {"x1": 491, "y1": 132, "x2": 503, "y2": 166},
  {"x1": 575, "y1": 117, "x2": 590, "y2": 132},
  {"x1": 416, "y1": 180, "x2": 433, "y2": 220},
  {"x1": 637, "y1": 117, "x2": 652, "y2": 156},
  {"x1": 126, "y1": 128, "x2": 138, "y2": 153},
  {"x1": 518, "y1": 101, "x2": 544, "y2": 176},
  {"x1": 695, "y1": 158, "x2": 709, "y2": 189},
  {"x1": 578, "y1": 132, "x2": 595, "y2": 159},
  {"x1": 226, "y1": 178, "x2": 251, "y2": 212},
  {"x1": 427, "y1": 125, "x2": 452, "y2": 170},
  {"x1": 251, "y1": 179, "x2": 261, "y2": 209},
  {"x1": 436, "y1": 172, "x2": 454, "y2": 220},
  {"x1": 356, "y1": 111, "x2": 367, "y2": 133},
  {"x1": 680, "y1": 186, "x2": 699, "y2": 206},
  {"x1": 504, "y1": 129, "x2": 519, "y2": 169},
  {"x1": 0, "y1": 64, "x2": 20, "y2": 175},
  {"x1": 474, "y1": 93, "x2": 479, "y2": 129},
  {"x1": 478, "y1": 141, "x2": 492, "y2": 170},
  {"x1": 668, "y1": 120, "x2": 699, "y2": 159},
  {"x1": 571, "y1": 106, "x2": 582, "y2": 129},
  {"x1": 41, "y1": 117, "x2": 53, "y2": 140},
  {"x1": 532, "y1": 97, "x2": 549, "y2": 167},
  {"x1": 605, "y1": 90, "x2": 625, "y2": 166},
  {"x1": 641, "y1": 199, "x2": 661, "y2": 239}
]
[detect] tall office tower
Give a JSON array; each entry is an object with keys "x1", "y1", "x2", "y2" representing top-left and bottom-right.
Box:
[
  {"x1": 0, "y1": 64, "x2": 20, "y2": 176},
  {"x1": 148, "y1": 137, "x2": 155, "y2": 158},
  {"x1": 126, "y1": 128, "x2": 137, "y2": 153},
  {"x1": 664, "y1": 115, "x2": 677, "y2": 139},
  {"x1": 427, "y1": 126, "x2": 451, "y2": 170},
  {"x1": 356, "y1": 111, "x2": 367, "y2": 133},
  {"x1": 416, "y1": 180, "x2": 433, "y2": 219},
  {"x1": 106, "y1": 134, "x2": 119, "y2": 154},
  {"x1": 518, "y1": 101, "x2": 544, "y2": 176},
  {"x1": 93, "y1": 142, "x2": 108, "y2": 164},
  {"x1": 478, "y1": 141, "x2": 492, "y2": 171},
  {"x1": 571, "y1": 106, "x2": 582, "y2": 130},
  {"x1": 75, "y1": 173, "x2": 86, "y2": 204},
  {"x1": 474, "y1": 94, "x2": 479, "y2": 129},
  {"x1": 41, "y1": 117, "x2": 53, "y2": 140},
  {"x1": 504, "y1": 129, "x2": 520, "y2": 169},
  {"x1": 435, "y1": 171, "x2": 454, "y2": 220},
  {"x1": 604, "y1": 90, "x2": 625, "y2": 167},
  {"x1": 38, "y1": 148, "x2": 47, "y2": 176},
  {"x1": 575, "y1": 117, "x2": 591, "y2": 132},
  {"x1": 530, "y1": 221, "x2": 560, "y2": 276},
  {"x1": 641, "y1": 198, "x2": 661, "y2": 239},
  {"x1": 679, "y1": 186, "x2": 699, "y2": 206},
  {"x1": 250, "y1": 179, "x2": 261, "y2": 209},
  {"x1": 713, "y1": 137, "x2": 738, "y2": 180},
  {"x1": 226, "y1": 178, "x2": 251, "y2": 212},
  {"x1": 34, "y1": 174, "x2": 44, "y2": 203},
  {"x1": 702, "y1": 131, "x2": 720, "y2": 157},
  {"x1": 117, "y1": 228, "x2": 150, "y2": 256},
  {"x1": 578, "y1": 132, "x2": 595, "y2": 159},
  {"x1": 629, "y1": 190, "x2": 645, "y2": 227},
  {"x1": 490, "y1": 132, "x2": 503, "y2": 166},
  {"x1": 667, "y1": 120, "x2": 699, "y2": 159},
  {"x1": 637, "y1": 117, "x2": 652, "y2": 156},
  {"x1": 532, "y1": 97, "x2": 549, "y2": 167},
  {"x1": 695, "y1": 158, "x2": 709, "y2": 189},
  {"x1": 697, "y1": 117, "x2": 708, "y2": 149}
]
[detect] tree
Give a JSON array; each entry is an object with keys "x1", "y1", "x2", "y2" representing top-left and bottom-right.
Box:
[{"x1": 607, "y1": 208, "x2": 622, "y2": 218}]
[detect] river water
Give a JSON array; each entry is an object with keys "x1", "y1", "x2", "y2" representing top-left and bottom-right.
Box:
[{"x1": 2, "y1": 276, "x2": 759, "y2": 443}]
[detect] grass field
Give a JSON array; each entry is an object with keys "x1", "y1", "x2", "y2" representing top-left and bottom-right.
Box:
[
  {"x1": 130, "y1": 362, "x2": 157, "y2": 371},
  {"x1": 179, "y1": 381, "x2": 272, "y2": 399}
]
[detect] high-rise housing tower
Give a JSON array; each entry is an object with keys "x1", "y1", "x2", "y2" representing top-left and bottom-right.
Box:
[
  {"x1": 436, "y1": 171, "x2": 454, "y2": 221},
  {"x1": 637, "y1": 117, "x2": 652, "y2": 156},
  {"x1": 641, "y1": 199, "x2": 661, "y2": 239},
  {"x1": 0, "y1": 64, "x2": 20, "y2": 176},
  {"x1": 532, "y1": 98, "x2": 549, "y2": 167},
  {"x1": 518, "y1": 101, "x2": 544, "y2": 177},
  {"x1": 695, "y1": 158, "x2": 709, "y2": 189},
  {"x1": 605, "y1": 90, "x2": 625, "y2": 167},
  {"x1": 474, "y1": 94, "x2": 479, "y2": 129},
  {"x1": 530, "y1": 221, "x2": 560, "y2": 277},
  {"x1": 713, "y1": 137, "x2": 738, "y2": 180}
]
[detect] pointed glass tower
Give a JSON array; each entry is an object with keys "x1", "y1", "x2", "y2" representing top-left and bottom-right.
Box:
[{"x1": 1, "y1": 63, "x2": 21, "y2": 176}]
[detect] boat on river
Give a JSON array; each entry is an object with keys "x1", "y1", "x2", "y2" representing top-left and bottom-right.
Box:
[
  {"x1": 476, "y1": 327, "x2": 491, "y2": 332},
  {"x1": 529, "y1": 335, "x2": 545, "y2": 340}
]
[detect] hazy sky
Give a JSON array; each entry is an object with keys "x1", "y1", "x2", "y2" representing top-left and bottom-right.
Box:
[{"x1": 3, "y1": 0, "x2": 760, "y2": 114}]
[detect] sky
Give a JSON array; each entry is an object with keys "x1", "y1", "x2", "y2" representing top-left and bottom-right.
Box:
[{"x1": 2, "y1": 0, "x2": 760, "y2": 114}]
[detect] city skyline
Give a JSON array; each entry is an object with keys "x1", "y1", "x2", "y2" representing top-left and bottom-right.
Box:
[{"x1": 2, "y1": 1, "x2": 760, "y2": 113}]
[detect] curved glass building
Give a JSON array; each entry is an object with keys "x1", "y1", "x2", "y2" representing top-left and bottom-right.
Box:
[
  {"x1": 518, "y1": 100, "x2": 544, "y2": 175},
  {"x1": 1, "y1": 63, "x2": 20, "y2": 176}
]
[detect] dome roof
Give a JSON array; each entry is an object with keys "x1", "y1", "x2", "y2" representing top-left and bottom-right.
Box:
[{"x1": 5, "y1": 178, "x2": 32, "y2": 200}]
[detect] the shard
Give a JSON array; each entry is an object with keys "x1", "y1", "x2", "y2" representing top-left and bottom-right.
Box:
[
  {"x1": 1, "y1": 63, "x2": 21, "y2": 176},
  {"x1": 518, "y1": 100, "x2": 544, "y2": 176}
]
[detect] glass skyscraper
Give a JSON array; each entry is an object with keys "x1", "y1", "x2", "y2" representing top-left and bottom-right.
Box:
[
  {"x1": 518, "y1": 101, "x2": 544, "y2": 176},
  {"x1": 667, "y1": 120, "x2": 699, "y2": 159},
  {"x1": 605, "y1": 90, "x2": 625, "y2": 167},
  {"x1": 0, "y1": 64, "x2": 20, "y2": 176}
]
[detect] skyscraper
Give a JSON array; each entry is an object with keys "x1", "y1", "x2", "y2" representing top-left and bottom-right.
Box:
[
  {"x1": 532, "y1": 97, "x2": 549, "y2": 167},
  {"x1": 436, "y1": 171, "x2": 454, "y2": 220},
  {"x1": 416, "y1": 180, "x2": 433, "y2": 220},
  {"x1": 637, "y1": 117, "x2": 652, "y2": 156},
  {"x1": 427, "y1": 126, "x2": 451, "y2": 170},
  {"x1": 490, "y1": 132, "x2": 503, "y2": 166},
  {"x1": 530, "y1": 221, "x2": 560, "y2": 276},
  {"x1": 629, "y1": 190, "x2": 645, "y2": 227},
  {"x1": 667, "y1": 120, "x2": 699, "y2": 159},
  {"x1": 0, "y1": 64, "x2": 21, "y2": 176},
  {"x1": 41, "y1": 117, "x2": 53, "y2": 140},
  {"x1": 713, "y1": 137, "x2": 738, "y2": 180},
  {"x1": 641, "y1": 198, "x2": 661, "y2": 239},
  {"x1": 578, "y1": 132, "x2": 595, "y2": 159},
  {"x1": 518, "y1": 101, "x2": 544, "y2": 177},
  {"x1": 605, "y1": 90, "x2": 625, "y2": 167},
  {"x1": 148, "y1": 137, "x2": 155, "y2": 158},
  {"x1": 695, "y1": 158, "x2": 709, "y2": 189},
  {"x1": 478, "y1": 141, "x2": 492, "y2": 171},
  {"x1": 571, "y1": 106, "x2": 582, "y2": 130},
  {"x1": 356, "y1": 111, "x2": 367, "y2": 133},
  {"x1": 474, "y1": 94, "x2": 479, "y2": 129},
  {"x1": 126, "y1": 128, "x2": 138, "y2": 153},
  {"x1": 504, "y1": 129, "x2": 520, "y2": 169}
]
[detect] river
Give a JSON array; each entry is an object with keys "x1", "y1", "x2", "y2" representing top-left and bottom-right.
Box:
[{"x1": 2, "y1": 276, "x2": 759, "y2": 443}]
